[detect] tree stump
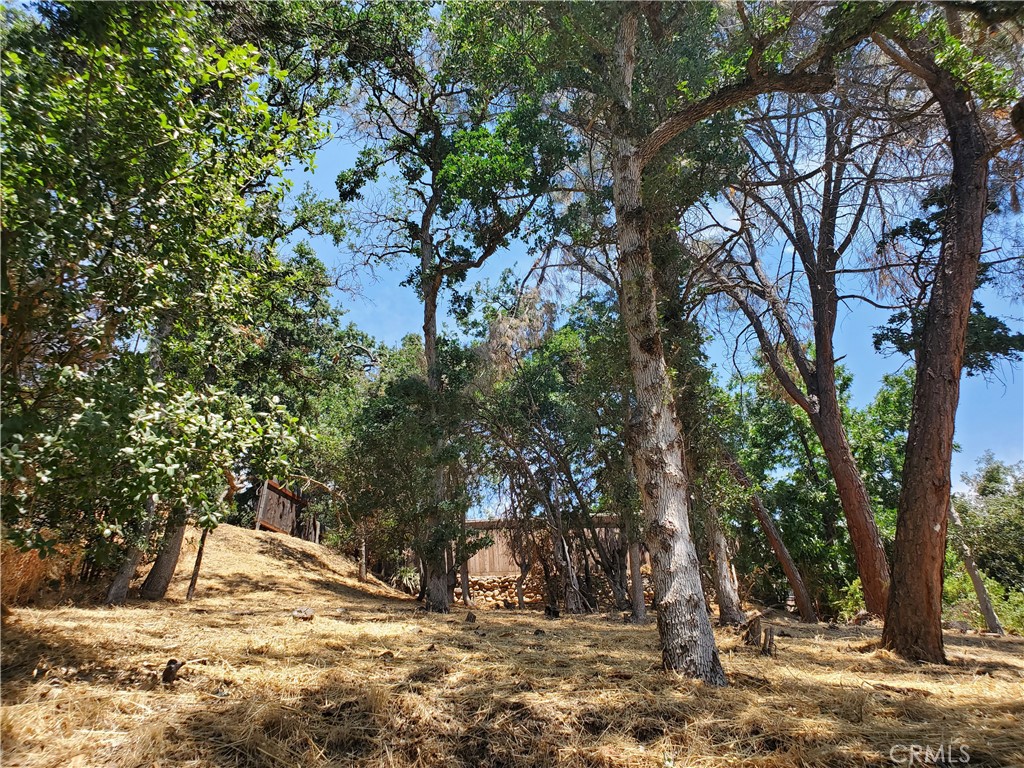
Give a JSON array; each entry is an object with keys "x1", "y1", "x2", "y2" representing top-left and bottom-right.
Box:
[
  {"x1": 742, "y1": 614, "x2": 763, "y2": 646},
  {"x1": 760, "y1": 626, "x2": 776, "y2": 656}
]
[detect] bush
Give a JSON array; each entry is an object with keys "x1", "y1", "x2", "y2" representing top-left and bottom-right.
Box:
[
  {"x1": 837, "y1": 578, "x2": 865, "y2": 621},
  {"x1": 0, "y1": 541, "x2": 81, "y2": 605},
  {"x1": 0, "y1": 544, "x2": 48, "y2": 605},
  {"x1": 995, "y1": 589, "x2": 1024, "y2": 634},
  {"x1": 942, "y1": 555, "x2": 1024, "y2": 634},
  {"x1": 390, "y1": 565, "x2": 420, "y2": 595}
]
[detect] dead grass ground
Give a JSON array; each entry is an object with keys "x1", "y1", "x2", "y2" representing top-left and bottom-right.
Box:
[{"x1": 2, "y1": 525, "x2": 1022, "y2": 768}]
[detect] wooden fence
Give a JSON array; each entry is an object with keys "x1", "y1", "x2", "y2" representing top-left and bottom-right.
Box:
[{"x1": 464, "y1": 516, "x2": 623, "y2": 577}]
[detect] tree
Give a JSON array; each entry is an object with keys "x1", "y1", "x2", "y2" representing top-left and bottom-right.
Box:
[
  {"x1": 699, "y1": 85, "x2": 905, "y2": 614},
  {"x1": 135, "y1": 253, "x2": 370, "y2": 600},
  {"x1": 474, "y1": 296, "x2": 646, "y2": 614},
  {"x1": 947, "y1": 501, "x2": 1004, "y2": 635},
  {"x1": 1, "y1": 1, "x2": 319, "y2": 592},
  {"x1": 875, "y1": 7, "x2": 1022, "y2": 662},
  {"x1": 333, "y1": 3, "x2": 569, "y2": 611},
  {"x1": 872, "y1": 211, "x2": 1024, "y2": 378},
  {"x1": 956, "y1": 453, "x2": 1024, "y2": 593},
  {"x1": 720, "y1": 451, "x2": 819, "y2": 623},
  {"x1": 463, "y1": 0, "x2": 897, "y2": 684},
  {"x1": 726, "y1": 367, "x2": 857, "y2": 616}
]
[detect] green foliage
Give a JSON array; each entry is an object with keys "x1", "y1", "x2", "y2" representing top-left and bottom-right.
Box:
[
  {"x1": 942, "y1": 554, "x2": 1024, "y2": 634},
  {"x1": 325, "y1": 4, "x2": 575, "y2": 589},
  {"x1": 926, "y1": 12, "x2": 1019, "y2": 106},
  {"x1": 391, "y1": 564, "x2": 421, "y2": 594},
  {"x1": 884, "y1": 4, "x2": 1021, "y2": 106},
  {"x1": 2, "y1": 2, "x2": 317, "y2": 388},
  {"x1": 873, "y1": 304, "x2": 1024, "y2": 378},
  {"x1": 0, "y1": 1, "x2": 327, "y2": 565},
  {"x1": 335, "y1": 4, "x2": 574, "y2": 299},
  {"x1": 335, "y1": 335, "x2": 485, "y2": 570},
  {"x1": 3, "y1": 374, "x2": 298, "y2": 556},
  {"x1": 993, "y1": 590, "x2": 1024, "y2": 634},
  {"x1": 956, "y1": 453, "x2": 1024, "y2": 591},
  {"x1": 2, "y1": 0, "x2": 1019, "y2": 621},
  {"x1": 849, "y1": 369, "x2": 915, "y2": 533},
  {"x1": 726, "y1": 366, "x2": 860, "y2": 612},
  {"x1": 471, "y1": 291, "x2": 641, "y2": 602},
  {"x1": 873, "y1": 194, "x2": 1024, "y2": 377},
  {"x1": 836, "y1": 578, "x2": 866, "y2": 621}
]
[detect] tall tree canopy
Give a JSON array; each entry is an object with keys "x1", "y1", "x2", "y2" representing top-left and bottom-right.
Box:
[{"x1": 3, "y1": 0, "x2": 1022, "y2": 681}]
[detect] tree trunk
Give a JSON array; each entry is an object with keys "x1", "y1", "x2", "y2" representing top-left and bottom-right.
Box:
[
  {"x1": 554, "y1": 454, "x2": 632, "y2": 610},
  {"x1": 612, "y1": 120, "x2": 725, "y2": 683},
  {"x1": 446, "y1": 543, "x2": 457, "y2": 605},
  {"x1": 515, "y1": 553, "x2": 531, "y2": 609},
  {"x1": 628, "y1": 540, "x2": 647, "y2": 621},
  {"x1": 617, "y1": 534, "x2": 628, "y2": 582},
  {"x1": 358, "y1": 535, "x2": 367, "y2": 582},
  {"x1": 421, "y1": 569, "x2": 450, "y2": 618},
  {"x1": 420, "y1": 539, "x2": 454, "y2": 613},
  {"x1": 415, "y1": 557, "x2": 426, "y2": 602},
  {"x1": 883, "y1": 49, "x2": 989, "y2": 665},
  {"x1": 556, "y1": 535, "x2": 586, "y2": 614},
  {"x1": 709, "y1": 513, "x2": 746, "y2": 626},
  {"x1": 614, "y1": 533, "x2": 631, "y2": 610},
  {"x1": 812, "y1": 388, "x2": 891, "y2": 615},
  {"x1": 421, "y1": 506, "x2": 452, "y2": 611},
  {"x1": 582, "y1": 555, "x2": 596, "y2": 610},
  {"x1": 109, "y1": 314, "x2": 174, "y2": 606},
  {"x1": 724, "y1": 453, "x2": 818, "y2": 623},
  {"x1": 139, "y1": 510, "x2": 187, "y2": 601},
  {"x1": 717, "y1": 102, "x2": 892, "y2": 615},
  {"x1": 186, "y1": 528, "x2": 209, "y2": 601},
  {"x1": 460, "y1": 557, "x2": 473, "y2": 607},
  {"x1": 540, "y1": 557, "x2": 559, "y2": 610},
  {"x1": 578, "y1": 513, "x2": 630, "y2": 610},
  {"x1": 420, "y1": 236, "x2": 454, "y2": 612},
  {"x1": 106, "y1": 497, "x2": 157, "y2": 605},
  {"x1": 948, "y1": 504, "x2": 1002, "y2": 635},
  {"x1": 106, "y1": 541, "x2": 144, "y2": 606}
]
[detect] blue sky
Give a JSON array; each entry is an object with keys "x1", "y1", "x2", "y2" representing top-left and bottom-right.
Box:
[{"x1": 287, "y1": 136, "x2": 1024, "y2": 492}]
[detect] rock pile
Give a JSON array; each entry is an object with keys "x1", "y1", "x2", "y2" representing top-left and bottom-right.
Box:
[
  {"x1": 457, "y1": 571, "x2": 656, "y2": 611},
  {"x1": 456, "y1": 574, "x2": 545, "y2": 609}
]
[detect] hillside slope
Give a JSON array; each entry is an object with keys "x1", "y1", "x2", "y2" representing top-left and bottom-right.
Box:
[
  {"x1": 2, "y1": 525, "x2": 1023, "y2": 768},
  {"x1": 162, "y1": 523, "x2": 407, "y2": 606}
]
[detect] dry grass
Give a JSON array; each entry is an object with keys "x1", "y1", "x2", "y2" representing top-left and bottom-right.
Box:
[
  {"x1": 1, "y1": 544, "x2": 53, "y2": 606},
  {"x1": 2, "y1": 525, "x2": 1022, "y2": 768}
]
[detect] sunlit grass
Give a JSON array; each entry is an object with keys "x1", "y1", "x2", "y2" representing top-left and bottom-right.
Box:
[{"x1": 3, "y1": 525, "x2": 1022, "y2": 768}]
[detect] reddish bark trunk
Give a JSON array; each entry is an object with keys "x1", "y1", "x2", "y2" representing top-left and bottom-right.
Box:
[
  {"x1": 882, "y1": 46, "x2": 989, "y2": 664},
  {"x1": 724, "y1": 453, "x2": 818, "y2": 623},
  {"x1": 812, "y1": 390, "x2": 891, "y2": 615}
]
